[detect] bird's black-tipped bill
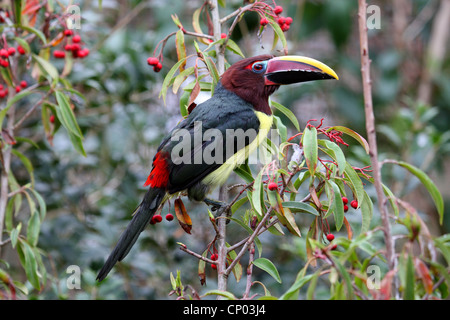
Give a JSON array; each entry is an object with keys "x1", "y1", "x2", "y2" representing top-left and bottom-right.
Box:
[{"x1": 265, "y1": 55, "x2": 339, "y2": 85}]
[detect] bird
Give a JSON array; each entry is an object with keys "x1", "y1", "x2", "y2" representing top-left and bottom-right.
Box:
[{"x1": 96, "y1": 54, "x2": 338, "y2": 281}]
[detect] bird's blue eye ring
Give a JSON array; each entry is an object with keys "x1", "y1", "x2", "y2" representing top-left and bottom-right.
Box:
[{"x1": 252, "y1": 61, "x2": 266, "y2": 73}]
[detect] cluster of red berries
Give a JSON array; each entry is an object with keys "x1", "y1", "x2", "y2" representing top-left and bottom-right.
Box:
[
  {"x1": 0, "y1": 80, "x2": 27, "y2": 98},
  {"x1": 53, "y1": 31, "x2": 89, "y2": 59},
  {"x1": 259, "y1": 5, "x2": 293, "y2": 32},
  {"x1": 150, "y1": 213, "x2": 174, "y2": 224},
  {"x1": 147, "y1": 57, "x2": 163, "y2": 72},
  {"x1": 0, "y1": 45, "x2": 22, "y2": 68},
  {"x1": 342, "y1": 197, "x2": 358, "y2": 212},
  {"x1": 210, "y1": 253, "x2": 218, "y2": 270}
]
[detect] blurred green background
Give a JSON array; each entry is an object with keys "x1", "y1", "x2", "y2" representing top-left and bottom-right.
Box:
[{"x1": 6, "y1": 0, "x2": 449, "y2": 299}]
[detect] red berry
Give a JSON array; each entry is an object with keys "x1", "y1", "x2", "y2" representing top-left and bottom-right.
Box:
[
  {"x1": 15, "y1": 85, "x2": 21, "y2": 93},
  {"x1": 350, "y1": 200, "x2": 358, "y2": 209},
  {"x1": 20, "y1": 80, "x2": 27, "y2": 88},
  {"x1": 211, "y1": 264, "x2": 217, "y2": 270},
  {"x1": 152, "y1": 214, "x2": 163, "y2": 223},
  {"x1": 344, "y1": 204, "x2": 349, "y2": 212},
  {"x1": 71, "y1": 43, "x2": 81, "y2": 52},
  {"x1": 326, "y1": 234, "x2": 335, "y2": 241},
  {"x1": 0, "y1": 48, "x2": 8, "y2": 58},
  {"x1": 342, "y1": 197, "x2": 348, "y2": 204},
  {"x1": 268, "y1": 182, "x2": 278, "y2": 191},
  {"x1": 50, "y1": 115, "x2": 55, "y2": 123},
  {"x1": 285, "y1": 17, "x2": 293, "y2": 25},
  {"x1": 64, "y1": 44, "x2": 73, "y2": 51},
  {"x1": 330, "y1": 244, "x2": 338, "y2": 250},
  {"x1": 220, "y1": 33, "x2": 227, "y2": 39},
  {"x1": 260, "y1": 18, "x2": 269, "y2": 26},
  {"x1": 72, "y1": 34, "x2": 81, "y2": 43},
  {"x1": 64, "y1": 29, "x2": 73, "y2": 36},
  {"x1": 274, "y1": 5, "x2": 283, "y2": 15},
  {"x1": 277, "y1": 17, "x2": 286, "y2": 26},
  {"x1": 211, "y1": 254, "x2": 218, "y2": 261},
  {"x1": 165, "y1": 213, "x2": 174, "y2": 221},
  {"x1": 17, "y1": 45, "x2": 26, "y2": 55},
  {"x1": 0, "y1": 90, "x2": 6, "y2": 98},
  {"x1": 53, "y1": 50, "x2": 65, "y2": 58},
  {"x1": 280, "y1": 24, "x2": 290, "y2": 32},
  {"x1": 0, "y1": 59, "x2": 8, "y2": 67},
  {"x1": 7, "y1": 47, "x2": 15, "y2": 56},
  {"x1": 77, "y1": 48, "x2": 89, "y2": 58},
  {"x1": 153, "y1": 62, "x2": 162, "y2": 72},
  {"x1": 147, "y1": 57, "x2": 159, "y2": 66}
]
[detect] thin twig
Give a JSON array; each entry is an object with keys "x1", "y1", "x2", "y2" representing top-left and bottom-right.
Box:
[
  {"x1": 13, "y1": 89, "x2": 52, "y2": 130},
  {"x1": 358, "y1": 0, "x2": 396, "y2": 290},
  {"x1": 179, "y1": 245, "x2": 216, "y2": 265}
]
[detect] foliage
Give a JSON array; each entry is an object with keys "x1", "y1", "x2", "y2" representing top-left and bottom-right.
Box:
[{"x1": 0, "y1": 0, "x2": 449, "y2": 300}]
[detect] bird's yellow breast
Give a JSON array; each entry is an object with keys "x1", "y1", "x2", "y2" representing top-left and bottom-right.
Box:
[{"x1": 202, "y1": 111, "x2": 273, "y2": 188}]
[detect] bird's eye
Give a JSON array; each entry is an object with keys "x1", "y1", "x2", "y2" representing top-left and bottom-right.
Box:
[{"x1": 252, "y1": 62, "x2": 266, "y2": 73}]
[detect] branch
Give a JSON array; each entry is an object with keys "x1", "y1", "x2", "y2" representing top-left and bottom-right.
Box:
[{"x1": 357, "y1": 0, "x2": 396, "y2": 282}]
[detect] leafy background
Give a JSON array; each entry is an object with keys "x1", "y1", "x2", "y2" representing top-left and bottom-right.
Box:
[{"x1": 1, "y1": 0, "x2": 449, "y2": 299}]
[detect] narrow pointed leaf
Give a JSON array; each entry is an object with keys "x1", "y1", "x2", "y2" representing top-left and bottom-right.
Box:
[{"x1": 253, "y1": 258, "x2": 281, "y2": 283}]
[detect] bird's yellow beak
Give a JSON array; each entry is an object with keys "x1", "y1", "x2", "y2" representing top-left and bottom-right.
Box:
[{"x1": 265, "y1": 55, "x2": 339, "y2": 85}]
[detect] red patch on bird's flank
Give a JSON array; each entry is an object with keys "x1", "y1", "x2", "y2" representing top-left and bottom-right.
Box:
[{"x1": 144, "y1": 152, "x2": 170, "y2": 188}]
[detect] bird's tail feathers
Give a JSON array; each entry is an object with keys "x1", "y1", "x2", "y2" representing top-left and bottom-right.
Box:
[{"x1": 96, "y1": 187, "x2": 165, "y2": 281}]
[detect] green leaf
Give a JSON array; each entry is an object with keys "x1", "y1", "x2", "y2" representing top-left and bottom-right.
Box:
[
  {"x1": 225, "y1": 39, "x2": 245, "y2": 58},
  {"x1": 270, "y1": 101, "x2": 300, "y2": 131},
  {"x1": 6, "y1": 87, "x2": 35, "y2": 110},
  {"x1": 13, "y1": 0, "x2": 22, "y2": 24},
  {"x1": 175, "y1": 30, "x2": 186, "y2": 72},
  {"x1": 382, "y1": 183, "x2": 399, "y2": 217},
  {"x1": 303, "y1": 125, "x2": 318, "y2": 177},
  {"x1": 27, "y1": 211, "x2": 41, "y2": 247},
  {"x1": 11, "y1": 149, "x2": 34, "y2": 186},
  {"x1": 18, "y1": 240, "x2": 40, "y2": 290},
  {"x1": 54, "y1": 91, "x2": 82, "y2": 137},
  {"x1": 10, "y1": 223, "x2": 21, "y2": 248},
  {"x1": 253, "y1": 258, "x2": 282, "y2": 283},
  {"x1": 344, "y1": 163, "x2": 365, "y2": 207},
  {"x1": 202, "y1": 290, "x2": 236, "y2": 300},
  {"x1": 29, "y1": 188, "x2": 47, "y2": 221},
  {"x1": 268, "y1": 18, "x2": 288, "y2": 53},
  {"x1": 55, "y1": 91, "x2": 86, "y2": 156},
  {"x1": 272, "y1": 115, "x2": 287, "y2": 142},
  {"x1": 15, "y1": 25, "x2": 47, "y2": 44},
  {"x1": 252, "y1": 169, "x2": 264, "y2": 217},
  {"x1": 281, "y1": 201, "x2": 319, "y2": 216},
  {"x1": 160, "y1": 57, "x2": 188, "y2": 104},
  {"x1": 280, "y1": 274, "x2": 314, "y2": 300},
  {"x1": 394, "y1": 161, "x2": 444, "y2": 224},
  {"x1": 226, "y1": 243, "x2": 242, "y2": 282},
  {"x1": 360, "y1": 190, "x2": 373, "y2": 233},
  {"x1": 318, "y1": 139, "x2": 346, "y2": 175},
  {"x1": 234, "y1": 164, "x2": 254, "y2": 183},
  {"x1": 231, "y1": 196, "x2": 248, "y2": 214},
  {"x1": 14, "y1": 37, "x2": 30, "y2": 54},
  {"x1": 404, "y1": 254, "x2": 415, "y2": 300},
  {"x1": 33, "y1": 54, "x2": 58, "y2": 80},
  {"x1": 0, "y1": 64, "x2": 13, "y2": 86},
  {"x1": 329, "y1": 180, "x2": 344, "y2": 230},
  {"x1": 202, "y1": 55, "x2": 220, "y2": 87},
  {"x1": 172, "y1": 67, "x2": 195, "y2": 94}
]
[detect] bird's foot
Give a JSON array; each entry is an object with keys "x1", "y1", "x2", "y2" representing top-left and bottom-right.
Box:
[{"x1": 204, "y1": 198, "x2": 230, "y2": 221}]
